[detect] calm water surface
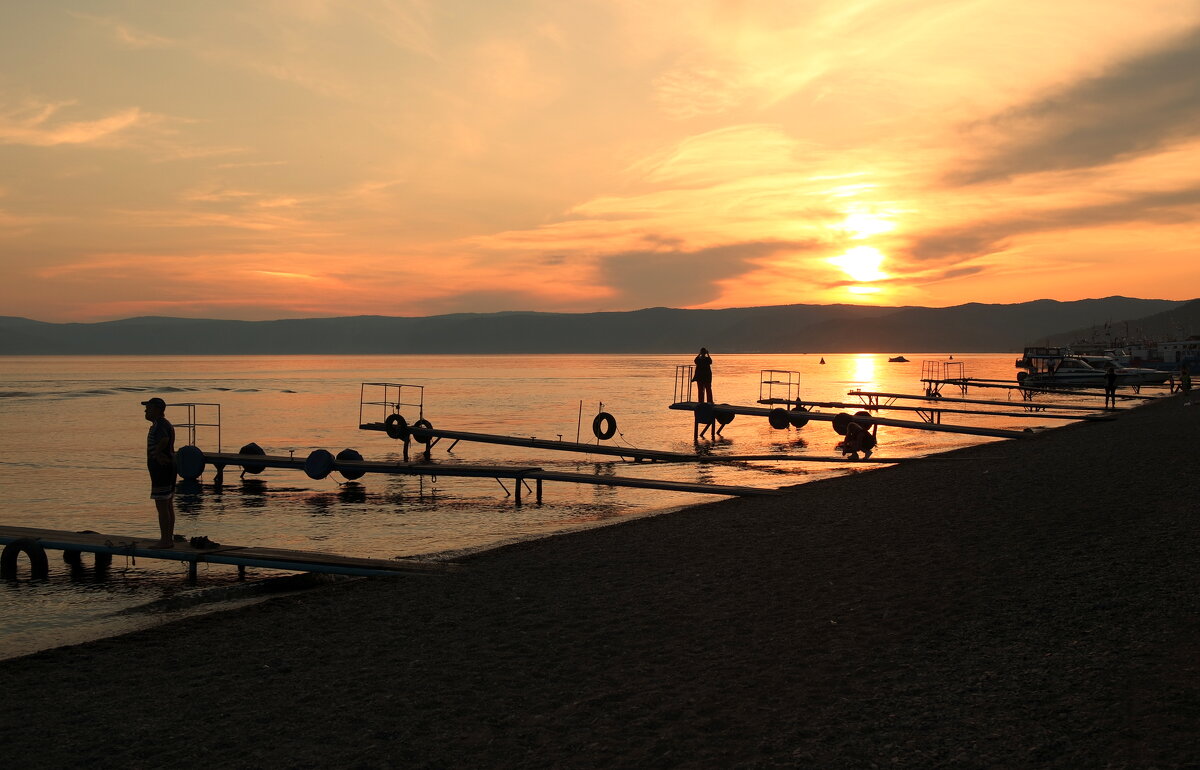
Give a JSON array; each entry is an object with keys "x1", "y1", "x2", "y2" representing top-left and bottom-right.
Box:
[{"x1": 0, "y1": 353, "x2": 1089, "y2": 658}]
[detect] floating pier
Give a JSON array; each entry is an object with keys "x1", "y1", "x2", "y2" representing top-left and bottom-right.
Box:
[
  {"x1": 358, "y1": 423, "x2": 899, "y2": 464},
  {"x1": 762, "y1": 396, "x2": 1111, "y2": 423},
  {"x1": 183, "y1": 449, "x2": 779, "y2": 503},
  {"x1": 669, "y1": 402, "x2": 1033, "y2": 440},
  {"x1": 0, "y1": 525, "x2": 456, "y2": 582},
  {"x1": 848, "y1": 390, "x2": 1132, "y2": 411}
]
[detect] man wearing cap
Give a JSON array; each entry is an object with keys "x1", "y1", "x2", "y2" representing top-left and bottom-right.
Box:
[{"x1": 142, "y1": 397, "x2": 177, "y2": 548}]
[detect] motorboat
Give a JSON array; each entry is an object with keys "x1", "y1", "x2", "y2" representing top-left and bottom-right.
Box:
[
  {"x1": 887, "y1": 355, "x2": 909, "y2": 363},
  {"x1": 1015, "y1": 347, "x2": 1170, "y2": 387}
]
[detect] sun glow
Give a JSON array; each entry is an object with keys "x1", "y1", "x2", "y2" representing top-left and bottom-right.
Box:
[
  {"x1": 840, "y1": 211, "x2": 895, "y2": 240},
  {"x1": 828, "y1": 246, "x2": 888, "y2": 282}
]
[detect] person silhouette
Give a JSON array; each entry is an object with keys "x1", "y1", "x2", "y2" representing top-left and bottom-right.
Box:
[
  {"x1": 1103, "y1": 364, "x2": 1118, "y2": 409},
  {"x1": 692, "y1": 348, "x2": 713, "y2": 403},
  {"x1": 143, "y1": 397, "x2": 177, "y2": 548}
]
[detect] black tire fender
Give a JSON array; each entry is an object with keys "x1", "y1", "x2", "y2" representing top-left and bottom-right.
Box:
[
  {"x1": 410, "y1": 419, "x2": 433, "y2": 444},
  {"x1": 768, "y1": 408, "x2": 790, "y2": 430},
  {"x1": 592, "y1": 412, "x2": 617, "y2": 440},
  {"x1": 385, "y1": 414, "x2": 410, "y2": 441},
  {"x1": 1, "y1": 538, "x2": 50, "y2": 580}
]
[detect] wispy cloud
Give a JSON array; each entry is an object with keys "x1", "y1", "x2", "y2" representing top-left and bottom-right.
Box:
[
  {"x1": 0, "y1": 101, "x2": 149, "y2": 147},
  {"x1": 952, "y1": 25, "x2": 1200, "y2": 184}
]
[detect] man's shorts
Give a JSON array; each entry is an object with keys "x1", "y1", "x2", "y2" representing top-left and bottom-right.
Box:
[{"x1": 149, "y1": 463, "x2": 176, "y2": 500}]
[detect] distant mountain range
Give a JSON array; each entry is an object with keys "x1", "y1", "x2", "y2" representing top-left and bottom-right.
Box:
[{"x1": 2, "y1": 296, "x2": 1197, "y2": 355}]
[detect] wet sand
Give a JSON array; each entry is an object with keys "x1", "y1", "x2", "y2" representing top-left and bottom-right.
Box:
[{"x1": 3, "y1": 396, "x2": 1198, "y2": 768}]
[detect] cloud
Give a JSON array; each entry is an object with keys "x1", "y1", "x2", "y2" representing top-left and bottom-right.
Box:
[
  {"x1": 599, "y1": 240, "x2": 816, "y2": 308},
  {"x1": 0, "y1": 102, "x2": 148, "y2": 147},
  {"x1": 906, "y1": 183, "x2": 1200, "y2": 262},
  {"x1": 72, "y1": 12, "x2": 176, "y2": 48},
  {"x1": 953, "y1": 25, "x2": 1200, "y2": 183}
]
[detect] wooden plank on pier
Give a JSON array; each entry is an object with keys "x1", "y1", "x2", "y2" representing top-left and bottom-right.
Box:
[{"x1": 0, "y1": 525, "x2": 454, "y2": 576}]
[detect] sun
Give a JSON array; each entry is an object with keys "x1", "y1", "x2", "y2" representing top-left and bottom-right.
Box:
[{"x1": 828, "y1": 246, "x2": 888, "y2": 282}]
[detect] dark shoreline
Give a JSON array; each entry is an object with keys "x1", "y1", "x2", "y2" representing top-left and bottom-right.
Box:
[{"x1": 3, "y1": 395, "x2": 1198, "y2": 768}]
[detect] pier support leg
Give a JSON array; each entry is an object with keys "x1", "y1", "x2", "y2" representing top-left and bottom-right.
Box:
[
  {"x1": 515, "y1": 478, "x2": 523, "y2": 506},
  {"x1": 187, "y1": 560, "x2": 198, "y2": 584},
  {"x1": 238, "y1": 564, "x2": 246, "y2": 581},
  {"x1": 536, "y1": 478, "x2": 543, "y2": 504}
]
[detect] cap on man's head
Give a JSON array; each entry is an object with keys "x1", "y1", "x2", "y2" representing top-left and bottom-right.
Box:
[{"x1": 141, "y1": 397, "x2": 167, "y2": 410}]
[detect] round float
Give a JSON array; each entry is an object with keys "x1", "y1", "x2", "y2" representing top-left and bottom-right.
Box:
[
  {"x1": 335, "y1": 448, "x2": 365, "y2": 480},
  {"x1": 304, "y1": 449, "x2": 335, "y2": 480}
]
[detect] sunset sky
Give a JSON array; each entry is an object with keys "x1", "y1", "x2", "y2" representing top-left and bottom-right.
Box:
[{"x1": 2, "y1": 1, "x2": 1199, "y2": 322}]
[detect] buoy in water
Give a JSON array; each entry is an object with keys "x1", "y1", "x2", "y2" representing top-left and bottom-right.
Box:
[
  {"x1": 304, "y1": 449, "x2": 335, "y2": 480},
  {"x1": 335, "y1": 448, "x2": 366, "y2": 480}
]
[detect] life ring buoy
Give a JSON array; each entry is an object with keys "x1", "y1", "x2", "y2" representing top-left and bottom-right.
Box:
[
  {"x1": 768, "y1": 408, "x2": 790, "y2": 430},
  {"x1": 410, "y1": 419, "x2": 434, "y2": 444},
  {"x1": 592, "y1": 412, "x2": 617, "y2": 440},
  {"x1": 335, "y1": 448, "x2": 366, "y2": 480},
  {"x1": 384, "y1": 414, "x2": 410, "y2": 441},
  {"x1": 1, "y1": 538, "x2": 50, "y2": 580}
]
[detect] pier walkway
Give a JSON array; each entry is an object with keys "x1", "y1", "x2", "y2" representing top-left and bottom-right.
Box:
[{"x1": 0, "y1": 525, "x2": 455, "y2": 582}]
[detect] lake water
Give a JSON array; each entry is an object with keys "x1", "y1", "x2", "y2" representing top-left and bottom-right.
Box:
[{"x1": 0, "y1": 352, "x2": 1096, "y2": 659}]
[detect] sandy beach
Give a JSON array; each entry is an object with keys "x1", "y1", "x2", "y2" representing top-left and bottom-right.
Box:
[{"x1": 3, "y1": 394, "x2": 1198, "y2": 768}]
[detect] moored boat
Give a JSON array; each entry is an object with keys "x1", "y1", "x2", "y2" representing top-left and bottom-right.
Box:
[{"x1": 1015, "y1": 347, "x2": 1170, "y2": 387}]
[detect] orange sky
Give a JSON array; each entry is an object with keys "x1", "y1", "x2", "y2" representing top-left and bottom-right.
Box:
[{"x1": 2, "y1": 1, "x2": 1199, "y2": 322}]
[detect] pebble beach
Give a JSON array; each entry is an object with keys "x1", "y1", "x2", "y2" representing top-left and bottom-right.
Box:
[{"x1": 3, "y1": 394, "x2": 1197, "y2": 768}]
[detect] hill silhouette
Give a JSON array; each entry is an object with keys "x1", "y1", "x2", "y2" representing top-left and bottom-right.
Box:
[{"x1": 1, "y1": 296, "x2": 1192, "y2": 355}]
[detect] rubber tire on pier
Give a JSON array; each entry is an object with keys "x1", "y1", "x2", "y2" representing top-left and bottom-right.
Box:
[
  {"x1": 1, "y1": 538, "x2": 50, "y2": 580},
  {"x1": 385, "y1": 414, "x2": 410, "y2": 441},
  {"x1": 305, "y1": 449, "x2": 336, "y2": 480},
  {"x1": 832, "y1": 412, "x2": 852, "y2": 435},
  {"x1": 592, "y1": 412, "x2": 618, "y2": 440},
  {"x1": 335, "y1": 448, "x2": 366, "y2": 480},
  {"x1": 788, "y1": 406, "x2": 810, "y2": 429},
  {"x1": 410, "y1": 419, "x2": 434, "y2": 444},
  {"x1": 694, "y1": 403, "x2": 716, "y2": 425},
  {"x1": 768, "y1": 408, "x2": 790, "y2": 430},
  {"x1": 176, "y1": 444, "x2": 206, "y2": 481},
  {"x1": 238, "y1": 442, "x2": 267, "y2": 474},
  {"x1": 715, "y1": 409, "x2": 735, "y2": 425}
]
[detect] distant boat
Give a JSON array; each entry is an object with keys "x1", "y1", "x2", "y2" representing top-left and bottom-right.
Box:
[
  {"x1": 888, "y1": 355, "x2": 909, "y2": 363},
  {"x1": 819, "y1": 357, "x2": 825, "y2": 364}
]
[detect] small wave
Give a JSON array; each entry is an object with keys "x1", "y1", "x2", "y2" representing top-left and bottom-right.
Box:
[
  {"x1": 0, "y1": 390, "x2": 38, "y2": 398},
  {"x1": 234, "y1": 388, "x2": 259, "y2": 392}
]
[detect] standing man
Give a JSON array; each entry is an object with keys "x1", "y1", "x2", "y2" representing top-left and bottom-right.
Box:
[
  {"x1": 692, "y1": 347, "x2": 714, "y2": 403},
  {"x1": 1103, "y1": 363, "x2": 1118, "y2": 409},
  {"x1": 1181, "y1": 363, "x2": 1192, "y2": 405},
  {"x1": 143, "y1": 397, "x2": 177, "y2": 548}
]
